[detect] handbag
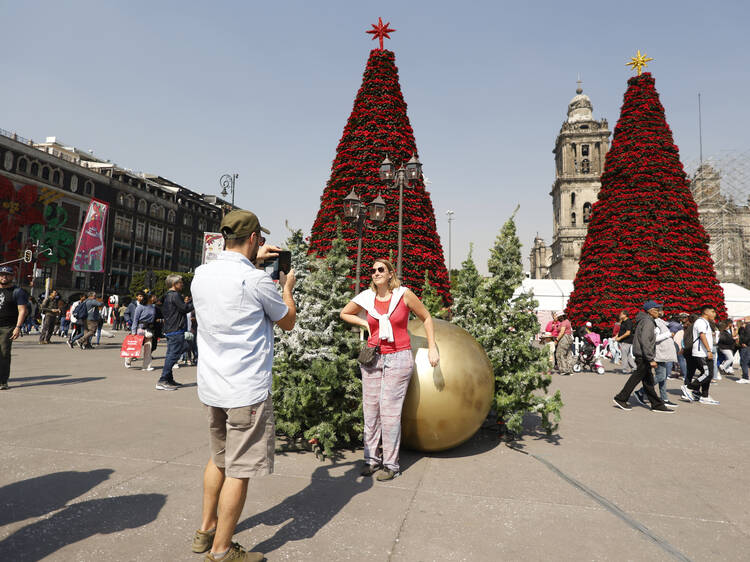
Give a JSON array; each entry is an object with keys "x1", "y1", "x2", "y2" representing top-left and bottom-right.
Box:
[{"x1": 358, "y1": 344, "x2": 380, "y2": 367}]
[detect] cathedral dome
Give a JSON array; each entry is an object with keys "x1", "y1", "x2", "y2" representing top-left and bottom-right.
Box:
[{"x1": 567, "y1": 84, "x2": 593, "y2": 123}]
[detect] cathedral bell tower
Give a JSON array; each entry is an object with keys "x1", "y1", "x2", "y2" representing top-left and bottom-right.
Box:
[{"x1": 548, "y1": 81, "x2": 610, "y2": 279}]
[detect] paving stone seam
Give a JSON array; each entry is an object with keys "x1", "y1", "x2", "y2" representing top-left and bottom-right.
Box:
[
  {"x1": 387, "y1": 457, "x2": 430, "y2": 562},
  {"x1": 509, "y1": 446, "x2": 693, "y2": 562}
]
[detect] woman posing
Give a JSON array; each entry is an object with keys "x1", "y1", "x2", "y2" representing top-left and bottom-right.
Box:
[
  {"x1": 128, "y1": 293, "x2": 157, "y2": 373},
  {"x1": 340, "y1": 259, "x2": 439, "y2": 481}
]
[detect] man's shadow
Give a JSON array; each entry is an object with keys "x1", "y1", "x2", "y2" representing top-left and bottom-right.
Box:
[
  {"x1": 235, "y1": 461, "x2": 372, "y2": 554},
  {"x1": 0, "y1": 470, "x2": 166, "y2": 561}
]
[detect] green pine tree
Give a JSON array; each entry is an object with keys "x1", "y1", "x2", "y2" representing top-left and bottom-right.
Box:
[
  {"x1": 453, "y1": 215, "x2": 562, "y2": 436},
  {"x1": 451, "y1": 244, "x2": 482, "y2": 327},
  {"x1": 273, "y1": 221, "x2": 362, "y2": 458},
  {"x1": 420, "y1": 270, "x2": 444, "y2": 318}
]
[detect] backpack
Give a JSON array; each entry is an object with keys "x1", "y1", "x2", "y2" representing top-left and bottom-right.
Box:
[
  {"x1": 682, "y1": 322, "x2": 696, "y2": 356},
  {"x1": 73, "y1": 301, "x2": 89, "y2": 323}
]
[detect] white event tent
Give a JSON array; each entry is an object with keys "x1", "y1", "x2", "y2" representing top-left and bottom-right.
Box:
[{"x1": 515, "y1": 279, "x2": 750, "y2": 327}]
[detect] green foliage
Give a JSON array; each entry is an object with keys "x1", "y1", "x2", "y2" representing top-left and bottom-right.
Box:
[
  {"x1": 452, "y1": 215, "x2": 563, "y2": 436},
  {"x1": 129, "y1": 270, "x2": 194, "y2": 299},
  {"x1": 273, "y1": 222, "x2": 362, "y2": 458},
  {"x1": 420, "y1": 270, "x2": 444, "y2": 318}
]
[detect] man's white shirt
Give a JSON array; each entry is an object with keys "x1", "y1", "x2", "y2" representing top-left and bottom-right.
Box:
[{"x1": 192, "y1": 250, "x2": 288, "y2": 408}]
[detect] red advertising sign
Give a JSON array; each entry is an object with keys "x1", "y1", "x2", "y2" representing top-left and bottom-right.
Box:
[{"x1": 72, "y1": 199, "x2": 109, "y2": 272}]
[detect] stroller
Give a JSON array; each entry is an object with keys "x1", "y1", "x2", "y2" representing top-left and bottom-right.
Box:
[{"x1": 573, "y1": 331, "x2": 606, "y2": 375}]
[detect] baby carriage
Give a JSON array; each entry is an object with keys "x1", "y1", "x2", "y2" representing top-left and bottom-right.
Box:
[{"x1": 573, "y1": 332, "x2": 606, "y2": 375}]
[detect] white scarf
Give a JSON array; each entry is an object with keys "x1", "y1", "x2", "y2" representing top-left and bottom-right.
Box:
[{"x1": 352, "y1": 287, "x2": 406, "y2": 343}]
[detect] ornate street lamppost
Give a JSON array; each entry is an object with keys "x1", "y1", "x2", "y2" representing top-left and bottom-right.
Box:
[
  {"x1": 343, "y1": 188, "x2": 386, "y2": 294},
  {"x1": 379, "y1": 154, "x2": 422, "y2": 278},
  {"x1": 219, "y1": 173, "x2": 238, "y2": 207},
  {"x1": 446, "y1": 210, "x2": 455, "y2": 283}
]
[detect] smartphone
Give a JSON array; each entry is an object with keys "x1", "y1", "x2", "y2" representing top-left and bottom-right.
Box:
[{"x1": 264, "y1": 250, "x2": 292, "y2": 280}]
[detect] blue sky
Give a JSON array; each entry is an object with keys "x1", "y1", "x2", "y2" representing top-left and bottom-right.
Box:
[{"x1": 2, "y1": 1, "x2": 748, "y2": 273}]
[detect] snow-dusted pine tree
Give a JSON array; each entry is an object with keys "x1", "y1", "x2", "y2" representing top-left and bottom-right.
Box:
[
  {"x1": 273, "y1": 221, "x2": 362, "y2": 457},
  {"x1": 452, "y1": 215, "x2": 562, "y2": 435},
  {"x1": 420, "y1": 270, "x2": 444, "y2": 318}
]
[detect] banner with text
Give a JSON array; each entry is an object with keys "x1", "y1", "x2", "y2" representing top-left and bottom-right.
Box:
[{"x1": 72, "y1": 199, "x2": 108, "y2": 272}]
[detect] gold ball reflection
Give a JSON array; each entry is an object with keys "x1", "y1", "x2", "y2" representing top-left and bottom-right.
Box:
[{"x1": 402, "y1": 318, "x2": 494, "y2": 452}]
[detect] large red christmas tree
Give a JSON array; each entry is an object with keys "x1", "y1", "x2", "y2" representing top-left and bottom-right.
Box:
[
  {"x1": 309, "y1": 46, "x2": 451, "y2": 303},
  {"x1": 566, "y1": 71, "x2": 726, "y2": 329}
]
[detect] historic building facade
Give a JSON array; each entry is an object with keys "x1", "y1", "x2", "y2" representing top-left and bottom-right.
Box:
[
  {"x1": 690, "y1": 162, "x2": 750, "y2": 287},
  {"x1": 529, "y1": 83, "x2": 611, "y2": 279},
  {"x1": 0, "y1": 131, "x2": 226, "y2": 298}
]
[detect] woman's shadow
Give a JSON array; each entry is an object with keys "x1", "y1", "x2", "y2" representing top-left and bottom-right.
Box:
[{"x1": 235, "y1": 461, "x2": 372, "y2": 554}]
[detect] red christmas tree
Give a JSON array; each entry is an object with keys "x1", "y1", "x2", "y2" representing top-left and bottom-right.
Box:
[
  {"x1": 566, "y1": 72, "x2": 726, "y2": 329},
  {"x1": 309, "y1": 49, "x2": 451, "y2": 303}
]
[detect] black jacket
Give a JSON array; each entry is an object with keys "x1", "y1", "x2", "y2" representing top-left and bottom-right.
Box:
[
  {"x1": 718, "y1": 330, "x2": 735, "y2": 351},
  {"x1": 161, "y1": 290, "x2": 194, "y2": 334},
  {"x1": 632, "y1": 310, "x2": 656, "y2": 361}
]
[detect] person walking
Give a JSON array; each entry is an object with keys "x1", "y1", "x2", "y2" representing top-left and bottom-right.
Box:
[
  {"x1": 157, "y1": 275, "x2": 194, "y2": 389},
  {"x1": 717, "y1": 320, "x2": 736, "y2": 376},
  {"x1": 190, "y1": 210, "x2": 295, "y2": 562},
  {"x1": 67, "y1": 294, "x2": 87, "y2": 348},
  {"x1": 128, "y1": 293, "x2": 157, "y2": 371},
  {"x1": 681, "y1": 305, "x2": 719, "y2": 404},
  {"x1": 554, "y1": 311, "x2": 574, "y2": 375},
  {"x1": 124, "y1": 292, "x2": 144, "y2": 332},
  {"x1": 0, "y1": 265, "x2": 29, "y2": 390},
  {"x1": 634, "y1": 307, "x2": 678, "y2": 407},
  {"x1": 544, "y1": 316, "x2": 560, "y2": 370},
  {"x1": 39, "y1": 290, "x2": 62, "y2": 344},
  {"x1": 612, "y1": 301, "x2": 674, "y2": 413},
  {"x1": 341, "y1": 258, "x2": 440, "y2": 481},
  {"x1": 737, "y1": 319, "x2": 750, "y2": 384},
  {"x1": 75, "y1": 292, "x2": 103, "y2": 349},
  {"x1": 615, "y1": 310, "x2": 636, "y2": 375}
]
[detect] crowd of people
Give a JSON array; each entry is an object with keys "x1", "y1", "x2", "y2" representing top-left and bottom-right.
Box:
[{"x1": 541, "y1": 302, "x2": 750, "y2": 412}]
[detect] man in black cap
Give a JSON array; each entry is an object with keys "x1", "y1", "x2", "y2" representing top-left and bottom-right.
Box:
[
  {"x1": 0, "y1": 265, "x2": 29, "y2": 390},
  {"x1": 613, "y1": 300, "x2": 674, "y2": 413}
]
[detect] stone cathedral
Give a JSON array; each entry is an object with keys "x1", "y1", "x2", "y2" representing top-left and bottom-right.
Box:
[{"x1": 530, "y1": 83, "x2": 611, "y2": 279}]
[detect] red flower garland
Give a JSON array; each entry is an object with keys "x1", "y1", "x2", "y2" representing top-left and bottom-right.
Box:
[
  {"x1": 566, "y1": 73, "x2": 726, "y2": 330},
  {"x1": 309, "y1": 49, "x2": 452, "y2": 304}
]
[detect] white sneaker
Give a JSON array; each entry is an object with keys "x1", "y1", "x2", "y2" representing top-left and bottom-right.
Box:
[
  {"x1": 173, "y1": 364, "x2": 180, "y2": 369},
  {"x1": 713, "y1": 374, "x2": 722, "y2": 381},
  {"x1": 699, "y1": 396, "x2": 720, "y2": 405},
  {"x1": 124, "y1": 361, "x2": 133, "y2": 368},
  {"x1": 143, "y1": 366, "x2": 155, "y2": 371},
  {"x1": 737, "y1": 379, "x2": 750, "y2": 384}
]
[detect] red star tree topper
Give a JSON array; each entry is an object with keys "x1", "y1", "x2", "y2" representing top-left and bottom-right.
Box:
[
  {"x1": 366, "y1": 17, "x2": 395, "y2": 50},
  {"x1": 566, "y1": 72, "x2": 726, "y2": 329},
  {"x1": 309, "y1": 47, "x2": 452, "y2": 304}
]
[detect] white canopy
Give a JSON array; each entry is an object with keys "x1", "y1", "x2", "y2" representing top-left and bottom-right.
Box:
[{"x1": 514, "y1": 279, "x2": 750, "y2": 319}]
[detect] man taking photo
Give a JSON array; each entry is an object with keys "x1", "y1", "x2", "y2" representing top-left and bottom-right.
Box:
[{"x1": 190, "y1": 210, "x2": 296, "y2": 562}]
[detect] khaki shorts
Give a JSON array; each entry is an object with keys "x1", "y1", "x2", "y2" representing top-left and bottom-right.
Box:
[{"x1": 205, "y1": 395, "x2": 275, "y2": 478}]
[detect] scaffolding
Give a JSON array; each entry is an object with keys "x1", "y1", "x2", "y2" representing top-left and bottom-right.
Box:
[{"x1": 687, "y1": 150, "x2": 750, "y2": 286}]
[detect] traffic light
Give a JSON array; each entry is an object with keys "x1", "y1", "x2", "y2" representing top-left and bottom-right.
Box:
[{"x1": 23, "y1": 250, "x2": 32, "y2": 263}]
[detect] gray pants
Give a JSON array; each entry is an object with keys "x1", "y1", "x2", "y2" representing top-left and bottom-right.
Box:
[{"x1": 620, "y1": 342, "x2": 636, "y2": 373}]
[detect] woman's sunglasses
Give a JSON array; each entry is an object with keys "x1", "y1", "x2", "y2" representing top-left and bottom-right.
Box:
[{"x1": 372, "y1": 266, "x2": 386, "y2": 274}]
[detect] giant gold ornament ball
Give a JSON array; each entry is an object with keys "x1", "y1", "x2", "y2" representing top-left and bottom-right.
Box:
[{"x1": 401, "y1": 318, "x2": 494, "y2": 452}]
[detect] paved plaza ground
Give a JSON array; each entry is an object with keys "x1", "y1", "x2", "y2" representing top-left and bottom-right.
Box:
[{"x1": 1, "y1": 334, "x2": 749, "y2": 561}]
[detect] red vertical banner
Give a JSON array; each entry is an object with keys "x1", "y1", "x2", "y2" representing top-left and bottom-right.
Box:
[{"x1": 72, "y1": 199, "x2": 108, "y2": 272}]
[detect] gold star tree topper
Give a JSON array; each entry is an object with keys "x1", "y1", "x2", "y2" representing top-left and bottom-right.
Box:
[{"x1": 626, "y1": 50, "x2": 654, "y2": 75}]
